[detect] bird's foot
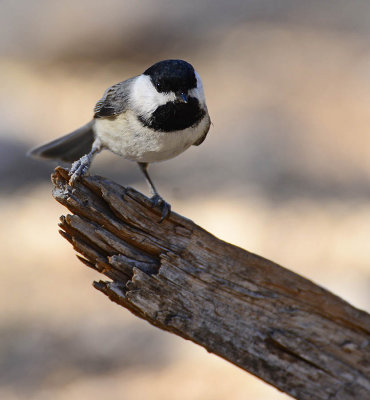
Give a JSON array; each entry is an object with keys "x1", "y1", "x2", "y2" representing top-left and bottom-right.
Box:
[
  {"x1": 150, "y1": 194, "x2": 171, "y2": 222},
  {"x1": 69, "y1": 155, "x2": 90, "y2": 185}
]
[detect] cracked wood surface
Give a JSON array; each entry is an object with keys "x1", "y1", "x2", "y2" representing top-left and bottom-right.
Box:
[{"x1": 52, "y1": 167, "x2": 370, "y2": 400}]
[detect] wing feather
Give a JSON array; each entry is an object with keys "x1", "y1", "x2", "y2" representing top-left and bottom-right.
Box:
[
  {"x1": 193, "y1": 115, "x2": 211, "y2": 146},
  {"x1": 94, "y1": 77, "x2": 136, "y2": 118}
]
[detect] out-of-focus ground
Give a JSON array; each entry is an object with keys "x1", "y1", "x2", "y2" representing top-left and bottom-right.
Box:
[{"x1": 1, "y1": 1, "x2": 370, "y2": 399}]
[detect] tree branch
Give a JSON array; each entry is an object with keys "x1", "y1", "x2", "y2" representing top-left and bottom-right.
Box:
[{"x1": 52, "y1": 167, "x2": 370, "y2": 400}]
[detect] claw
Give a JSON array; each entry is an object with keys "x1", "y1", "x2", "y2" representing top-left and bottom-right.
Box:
[
  {"x1": 150, "y1": 194, "x2": 171, "y2": 222},
  {"x1": 68, "y1": 155, "x2": 90, "y2": 185}
]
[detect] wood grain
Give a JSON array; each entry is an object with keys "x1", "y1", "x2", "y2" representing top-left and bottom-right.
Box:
[{"x1": 52, "y1": 167, "x2": 370, "y2": 400}]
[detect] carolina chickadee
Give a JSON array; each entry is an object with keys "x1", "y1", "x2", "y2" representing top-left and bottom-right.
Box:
[{"x1": 29, "y1": 59, "x2": 211, "y2": 221}]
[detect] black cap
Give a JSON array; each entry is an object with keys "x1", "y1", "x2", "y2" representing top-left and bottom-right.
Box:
[{"x1": 144, "y1": 59, "x2": 197, "y2": 93}]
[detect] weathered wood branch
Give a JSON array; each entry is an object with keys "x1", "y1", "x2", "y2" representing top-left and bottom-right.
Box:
[{"x1": 51, "y1": 167, "x2": 370, "y2": 400}]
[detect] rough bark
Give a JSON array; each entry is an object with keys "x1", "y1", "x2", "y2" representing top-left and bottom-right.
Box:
[{"x1": 52, "y1": 167, "x2": 370, "y2": 400}]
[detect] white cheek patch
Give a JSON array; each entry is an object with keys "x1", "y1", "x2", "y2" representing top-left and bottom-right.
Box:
[
  {"x1": 189, "y1": 71, "x2": 206, "y2": 107},
  {"x1": 131, "y1": 75, "x2": 176, "y2": 120}
]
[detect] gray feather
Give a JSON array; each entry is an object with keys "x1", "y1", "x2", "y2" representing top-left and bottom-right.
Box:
[
  {"x1": 94, "y1": 77, "x2": 136, "y2": 118},
  {"x1": 193, "y1": 115, "x2": 211, "y2": 146},
  {"x1": 28, "y1": 121, "x2": 95, "y2": 163}
]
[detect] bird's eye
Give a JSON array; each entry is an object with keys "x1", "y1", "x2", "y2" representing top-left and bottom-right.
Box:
[{"x1": 156, "y1": 82, "x2": 161, "y2": 90}]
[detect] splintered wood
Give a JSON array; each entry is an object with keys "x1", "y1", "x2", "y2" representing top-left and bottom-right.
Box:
[{"x1": 52, "y1": 167, "x2": 370, "y2": 400}]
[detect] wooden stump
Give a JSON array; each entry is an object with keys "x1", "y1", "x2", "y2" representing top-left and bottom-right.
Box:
[{"x1": 52, "y1": 167, "x2": 370, "y2": 400}]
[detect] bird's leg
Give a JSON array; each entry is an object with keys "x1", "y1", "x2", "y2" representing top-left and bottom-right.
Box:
[
  {"x1": 137, "y1": 162, "x2": 171, "y2": 222},
  {"x1": 69, "y1": 139, "x2": 102, "y2": 185},
  {"x1": 138, "y1": 162, "x2": 159, "y2": 197}
]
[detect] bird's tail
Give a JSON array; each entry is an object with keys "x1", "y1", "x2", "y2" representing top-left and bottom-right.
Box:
[{"x1": 28, "y1": 121, "x2": 95, "y2": 163}]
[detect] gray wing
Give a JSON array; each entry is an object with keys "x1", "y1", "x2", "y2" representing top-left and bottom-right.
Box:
[
  {"x1": 93, "y1": 77, "x2": 136, "y2": 118},
  {"x1": 193, "y1": 114, "x2": 211, "y2": 146}
]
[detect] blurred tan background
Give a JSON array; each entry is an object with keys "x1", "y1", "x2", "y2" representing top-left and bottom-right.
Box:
[{"x1": 1, "y1": 1, "x2": 370, "y2": 399}]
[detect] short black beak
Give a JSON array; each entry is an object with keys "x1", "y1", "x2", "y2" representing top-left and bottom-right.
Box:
[{"x1": 176, "y1": 92, "x2": 188, "y2": 103}]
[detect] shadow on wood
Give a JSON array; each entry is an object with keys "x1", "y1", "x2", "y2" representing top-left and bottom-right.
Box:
[{"x1": 52, "y1": 167, "x2": 370, "y2": 400}]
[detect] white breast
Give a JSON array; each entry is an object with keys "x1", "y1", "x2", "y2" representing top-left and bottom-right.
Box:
[{"x1": 94, "y1": 111, "x2": 209, "y2": 163}]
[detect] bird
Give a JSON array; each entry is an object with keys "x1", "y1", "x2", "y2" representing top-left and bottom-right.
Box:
[{"x1": 28, "y1": 59, "x2": 211, "y2": 221}]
